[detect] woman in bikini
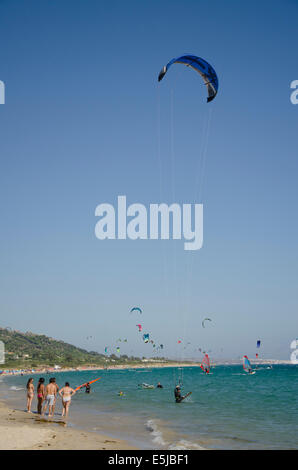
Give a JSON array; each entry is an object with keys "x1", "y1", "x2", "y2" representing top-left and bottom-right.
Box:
[
  {"x1": 59, "y1": 382, "x2": 76, "y2": 418},
  {"x1": 26, "y1": 378, "x2": 34, "y2": 413},
  {"x1": 36, "y1": 377, "x2": 45, "y2": 414}
]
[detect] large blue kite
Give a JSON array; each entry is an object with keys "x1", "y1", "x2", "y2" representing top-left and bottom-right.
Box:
[{"x1": 158, "y1": 54, "x2": 218, "y2": 103}]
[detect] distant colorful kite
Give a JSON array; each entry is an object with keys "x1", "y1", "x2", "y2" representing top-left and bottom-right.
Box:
[
  {"x1": 130, "y1": 307, "x2": 142, "y2": 314},
  {"x1": 143, "y1": 334, "x2": 149, "y2": 343}
]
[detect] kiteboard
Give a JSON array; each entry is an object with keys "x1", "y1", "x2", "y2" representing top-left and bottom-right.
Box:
[
  {"x1": 139, "y1": 383, "x2": 155, "y2": 389},
  {"x1": 74, "y1": 377, "x2": 101, "y2": 392},
  {"x1": 177, "y1": 392, "x2": 192, "y2": 402}
]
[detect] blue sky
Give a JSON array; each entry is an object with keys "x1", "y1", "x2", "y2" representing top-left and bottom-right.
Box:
[{"x1": 0, "y1": 0, "x2": 297, "y2": 360}]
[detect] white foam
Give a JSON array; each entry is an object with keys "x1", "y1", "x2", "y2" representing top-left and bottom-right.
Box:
[
  {"x1": 9, "y1": 386, "x2": 24, "y2": 391},
  {"x1": 146, "y1": 419, "x2": 206, "y2": 451},
  {"x1": 146, "y1": 419, "x2": 166, "y2": 447},
  {"x1": 168, "y1": 439, "x2": 205, "y2": 450}
]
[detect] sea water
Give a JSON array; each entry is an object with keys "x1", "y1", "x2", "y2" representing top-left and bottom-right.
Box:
[{"x1": 1, "y1": 365, "x2": 297, "y2": 449}]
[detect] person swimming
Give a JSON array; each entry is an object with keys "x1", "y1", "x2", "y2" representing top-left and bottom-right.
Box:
[{"x1": 157, "y1": 382, "x2": 163, "y2": 388}]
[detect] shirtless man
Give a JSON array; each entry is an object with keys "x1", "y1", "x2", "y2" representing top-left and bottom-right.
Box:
[
  {"x1": 42, "y1": 378, "x2": 57, "y2": 417},
  {"x1": 59, "y1": 382, "x2": 76, "y2": 417},
  {"x1": 51, "y1": 377, "x2": 60, "y2": 415}
]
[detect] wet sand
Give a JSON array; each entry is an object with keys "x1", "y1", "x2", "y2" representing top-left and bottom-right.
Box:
[{"x1": 0, "y1": 400, "x2": 136, "y2": 450}]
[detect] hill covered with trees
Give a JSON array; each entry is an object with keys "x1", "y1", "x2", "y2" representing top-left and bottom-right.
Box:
[{"x1": 0, "y1": 328, "x2": 144, "y2": 368}]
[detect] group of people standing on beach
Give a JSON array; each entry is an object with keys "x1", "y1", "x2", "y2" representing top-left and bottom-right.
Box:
[{"x1": 26, "y1": 377, "x2": 76, "y2": 417}]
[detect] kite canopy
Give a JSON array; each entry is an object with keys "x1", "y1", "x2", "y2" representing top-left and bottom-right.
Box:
[
  {"x1": 158, "y1": 54, "x2": 218, "y2": 103},
  {"x1": 202, "y1": 318, "x2": 212, "y2": 328},
  {"x1": 257, "y1": 340, "x2": 261, "y2": 348},
  {"x1": 130, "y1": 307, "x2": 142, "y2": 314},
  {"x1": 143, "y1": 334, "x2": 149, "y2": 343}
]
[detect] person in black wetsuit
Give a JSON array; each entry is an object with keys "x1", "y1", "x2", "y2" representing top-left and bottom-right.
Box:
[
  {"x1": 174, "y1": 385, "x2": 183, "y2": 403},
  {"x1": 85, "y1": 382, "x2": 91, "y2": 394},
  {"x1": 157, "y1": 382, "x2": 163, "y2": 389}
]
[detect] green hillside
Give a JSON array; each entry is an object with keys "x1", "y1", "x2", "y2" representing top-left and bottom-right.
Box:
[{"x1": 0, "y1": 328, "x2": 141, "y2": 368}]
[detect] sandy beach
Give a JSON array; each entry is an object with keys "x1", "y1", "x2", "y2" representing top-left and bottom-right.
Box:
[
  {"x1": 0, "y1": 362, "x2": 197, "y2": 378},
  {"x1": 0, "y1": 400, "x2": 135, "y2": 450}
]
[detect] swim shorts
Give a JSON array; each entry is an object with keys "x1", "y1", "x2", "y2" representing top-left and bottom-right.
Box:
[{"x1": 46, "y1": 394, "x2": 55, "y2": 406}]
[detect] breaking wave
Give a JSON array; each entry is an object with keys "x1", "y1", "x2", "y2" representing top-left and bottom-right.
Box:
[{"x1": 145, "y1": 419, "x2": 205, "y2": 450}]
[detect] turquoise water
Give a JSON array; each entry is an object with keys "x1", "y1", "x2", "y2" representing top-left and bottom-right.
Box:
[{"x1": 1, "y1": 365, "x2": 297, "y2": 449}]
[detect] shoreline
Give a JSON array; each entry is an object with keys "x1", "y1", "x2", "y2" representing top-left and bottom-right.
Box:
[
  {"x1": 0, "y1": 399, "x2": 136, "y2": 450},
  {"x1": 0, "y1": 360, "x2": 292, "y2": 378}
]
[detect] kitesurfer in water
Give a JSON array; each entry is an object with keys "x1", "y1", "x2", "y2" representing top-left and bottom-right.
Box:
[
  {"x1": 85, "y1": 382, "x2": 91, "y2": 394},
  {"x1": 174, "y1": 385, "x2": 183, "y2": 403},
  {"x1": 157, "y1": 382, "x2": 163, "y2": 388},
  {"x1": 174, "y1": 385, "x2": 191, "y2": 402}
]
